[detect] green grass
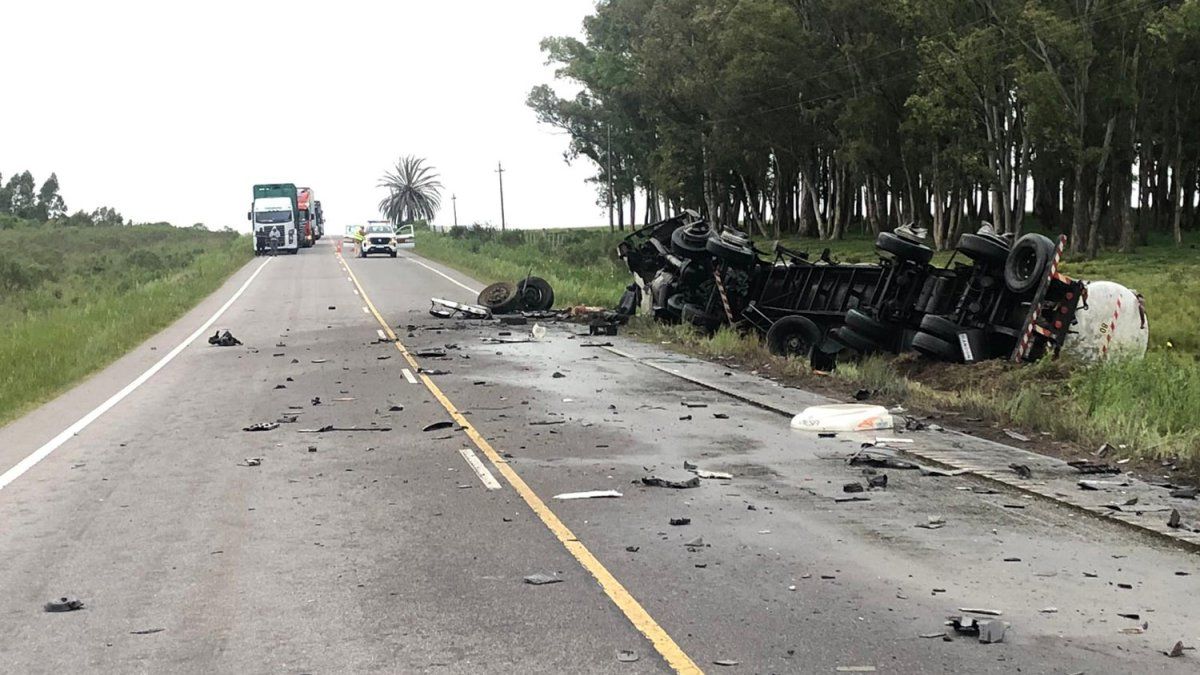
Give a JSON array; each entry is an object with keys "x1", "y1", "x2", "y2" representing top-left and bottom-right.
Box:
[
  {"x1": 421, "y1": 224, "x2": 1200, "y2": 463},
  {"x1": 0, "y1": 223, "x2": 252, "y2": 425}
]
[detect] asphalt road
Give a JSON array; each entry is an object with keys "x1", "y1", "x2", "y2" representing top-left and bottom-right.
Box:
[{"x1": 0, "y1": 238, "x2": 1195, "y2": 674}]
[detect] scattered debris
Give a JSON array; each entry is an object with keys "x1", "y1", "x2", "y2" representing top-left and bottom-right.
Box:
[
  {"x1": 616, "y1": 650, "x2": 639, "y2": 663},
  {"x1": 307, "y1": 445, "x2": 317, "y2": 453},
  {"x1": 684, "y1": 537, "x2": 705, "y2": 548},
  {"x1": 713, "y1": 660, "x2": 740, "y2": 667},
  {"x1": 311, "y1": 359, "x2": 328, "y2": 364},
  {"x1": 44, "y1": 597, "x2": 84, "y2": 612},
  {"x1": 552, "y1": 371, "x2": 566, "y2": 379},
  {"x1": 388, "y1": 405, "x2": 404, "y2": 412},
  {"x1": 916, "y1": 515, "x2": 946, "y2": 530},
  {"x1": 1170, "y1": 487, "x2": 1199, "y2": 500},
  {"x1": 834, "y1": 496, "x2": 870, "y2": 503},
  {"x1": 681, "y1": 401, "x2": 708, "y2": 408},
  {"x1": 419, "y1": 368, "x2": 451, "y2": 376},
  {"x1": 208, "y1": 330, "x2": 242, "y2": 347},
  {"x1": 978, "y1": 620, "x2": 1007, "y2": 644},
  {"x1": 299, "y1": 425, "x2": 392, "y2": 433},
  {"x1": 1166, "y1": 641, "x2": 1186, "y2": 658},
  {"x1": 242, "y1": 422, "x2": 279, "y2": 432},
  {"x1": 239, "y1": 458, "x2": 263, "y2": 467},
  {"x1": 1009, "y1": 463, "x2": 1033, "y2": 479},
  {"x1": 669, "y1": 517, "x2": 691, "y2": 526},
  {"x1": 1003, "y1": 429, "x2": 1031, "y2": 442},
  {"x1": 960, "y1": 608, "x2": 1003, "y2": 616},
  {"x1": 867, "y1": 474, "x2": 888, "y2": 490},
  {"x1": 1040, "y1": 607, "x2": 1058, "y2": 614},
  {"x1": 642, "y1": 476, "x2": 701, "y2": 489},
  {"x1": 791, "y1": 404, "x2": 894, "y2": 433},
  {"x1": 1067, "y1": 459, "x2": 1122, "y2": 475},
  {"x1": 919, "y1": 632, "x2": 947, "y2": 639},
  {"x1": 523, "y1": 574, "x2": 562, "y2": 586},
  {"x1": 848, "y1": 447, "x2": 919, "y2": 470},
  {"x1": 1168, "y1": 509, "x2": 1182, "y2": 529},
  {"x1": 423, "y1": 421, "x2": 454, "y2": 432},
  {"x1": 553, "y1": 490, "x2": 623, "y2": 500},
  {"x1": 843, "y1": 482, "x2": 865, "y2": 493},
  {"x1": 130, "y1": 628, "x2": 165, "y2": 635},
  {"x1": 625, "y1": 546, "x2": 639, "y2": 553},
  {"x1": 311, "y1": 397, "x2": 322, "y2": 406}
]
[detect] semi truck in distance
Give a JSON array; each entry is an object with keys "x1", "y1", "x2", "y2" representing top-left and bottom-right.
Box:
[
  {"x1": 249, "y1": 183, "x2": 300, "y2": 255},
  {"x1": 297, "y1": 187, "x2": 319, "y2": 247}
]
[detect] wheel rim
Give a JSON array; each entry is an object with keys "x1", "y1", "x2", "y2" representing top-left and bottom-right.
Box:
[{"x1": 1014, "y1": 248, "x2": 1037, "y2": 281}]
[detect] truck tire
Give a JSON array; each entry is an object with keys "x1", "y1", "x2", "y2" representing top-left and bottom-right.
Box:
[
  {"x1": 681, "y1": 301, "x2": 722, "y2": 330},
  {"x1": 844, "y1": 308, "x2": 895, "y2": 343},
  {"x1": 1004, "y1": 234, "x2": 1057, "y2": 294},
  {"x1": 665, "y1": 293, "x2": 686, "y2": 318},
  {"x1": 911, "y1": 331, "x2": 961, "y2": 362},
  {"x1": 516, "y1": 276, "x2": 555, "y2": 311},
  {"x1": 765, "y1": 316, "x2": 822, "y2": 359},
  {"x1": 956, "y1": 233, "x2": 1009, "y2": 265},
  {"x1": 705, "y1": 235, "x2": 757, "y2": 268},
  {"x1": 876, "y1": 231, "x2": 934, "y2": 265},
  {"x1": 918, "y1": 314, "x2": 962, "y2": 342},
  {"x1": 478, "y1": 282, "x2": 520, "y2": 313},
  {"x1": 671, "y1": 224, "x2": 711, "y2": 260},
  {"x1": 832, "y1": 326, "x2": 882, "y2": 354}
]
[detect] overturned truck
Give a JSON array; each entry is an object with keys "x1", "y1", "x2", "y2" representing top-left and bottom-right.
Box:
[{"x1": 619, "y1": 212, "x2": 1148, "y2": 369}]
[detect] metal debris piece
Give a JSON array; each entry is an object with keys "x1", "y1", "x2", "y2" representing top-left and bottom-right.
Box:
[
  {"x1": 867, "y1": 474, "x2": 888, "y2": 490},
  {"x1": 311, "y1": 397, "x2": 322, "y2": 406},
  {"x1": 1040, "y1": 607, "x2": 1058, "y2": 614},
  {"x1": 552, "y1": 371, "x2": 566, "y2": 379},
  {"x1": 834, "y1": 496, "x2": 870, "y2": 503},
  {"x1": 423, "y1": 421, "x2": 454, "y2": 432},
  {"x1": 978, "y1": 620, "x2": 1007, "y2": 644},
  {"x1": 553, "y1": 490, "x2": 623, "y2": 500},
  {"x1": 713, "y1": 660, "x2": 740, "y2": 667},
  {"x1": 240, "y1": 458, "x2": 263, "y2": 467},
  {"x1": 529, "y1": 420, "x2": 566, "y2": 426},
  {"x1": 684, "y1": 537, "x2": 705, "y2": 548},
  {"x1": 523, "y1": 574, "x2": 562, "y2": 586},
  {"x1": 1003, "y1": 429, "x2": 1031, "y2": 442},
  {"x1": 44, "y1": 597, "x2": 84, "y2": 612},
  {"x1": 616, "y1": 650, "x2": 639, "y2": 663},
  {"x1": 389, "y1": 405, "x2": 404, "y2": 412},
  {"x1": 207, "y1": 330, "x2": 242, "y2": 347},
  {"x1": 130, "y1": 628, "x2": 165, "y2": 635},
  {"x1": 419, "y1": 368, "x2": 451, "y2": 376},
  {"x1": 669, "y1": 517, "x2": 691, "y2": 526},
  {"x1": 916, "y1": 515, "x2": 946, "y2": 530},
  {"x1": 848, "y1": 448, "x2": 919, "y2": 470},
  {"x1": 1068, "y1": 460, "x2": 1121, "y2": 475},
  {"x1": 642, "y1": 476, "x2": 701, "y2": 489},
  {"x1": 1009, "y1": 463, "x2": 1033, "y2": 479},
  {"x1": 843, "y1": 482, "x2": 865, "y2": 493},
  {"x1": 948, "y1": 616, "x2": 980, "y2": 635},
  {"x1": 681, "y1": 401, "x2": 708, "y2": 408},
  {"x1": 693, "y1": 469, "x2": 733, "y2": 480},
  {"x1": 242, "y1": 422, "x2": 279, "y2": 432},
  {"x1": 1166, "y1": 641, "x2": 1185, "y2": 658},
  {"x1": 960, "y1": 608, "x2": 1003, "y2": 616},
  {"x1": 919, "y1": 632, "x2": 947, "y2": 639},
  {"x1": 416, "y1": 349, "x2": 448, "y2": 358}
]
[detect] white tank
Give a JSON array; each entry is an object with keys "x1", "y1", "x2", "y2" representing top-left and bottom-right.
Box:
[{"x1": 1064, "y1": 280, "x2": 1149, "y2": 361}]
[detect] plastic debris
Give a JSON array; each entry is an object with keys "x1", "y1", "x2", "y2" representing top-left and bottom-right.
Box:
[
  {"x1": 208, "y1": 330, "x2": 242, "y2": 347},
  {"x1": 792, "y1": 404, "x2": 893, "y2": 432},
  {"x1": 553, "y1": 490, "x2": 623, "y2": 500},
  {"x1": 616, "y1": 650, "x2": 639, "y2": 663},
  {"x1": 44, "y1": 597, "x2": 84, "y2": 612},
  {"x1": 242, "y1": 422, "x2": 279, "y2": 432},
  {"x1": 978, "y1": 620, "x2": 1007, "y2": 644},
  {"x1": 423, "y1": 421, "x2": 454, "y2": 432},
  {"x1": 1003, "y1": 429, "x2": 1031, "y2": 442},
  {"x1": 642, "y1": 476, "x2": 700, "y2": 489},
  {"x1": 669, "y1": 517, "x2": 691, "y2": 526},
  {"x1": 239, "y1": 458, "x2": 262, "y2": 467},
  {"x1": 523, "y1": 574, "x2": 562, "y2": 586}
]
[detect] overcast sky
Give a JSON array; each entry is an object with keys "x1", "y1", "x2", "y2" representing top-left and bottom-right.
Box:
[{"x1": 0, "y1": 0, "x2": 603, "y2": 230}]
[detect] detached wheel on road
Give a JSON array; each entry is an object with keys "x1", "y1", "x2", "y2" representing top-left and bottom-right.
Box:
[
  {"x1": 832, "y1": 326, "x2": 882, "y2": 354},
  {"x1": 671, "y1": 224, "x2": 711, "y2": 260},
  {"x1": 705, "y1": 235, "x2": 757, "y2": 268},
  {"x1": 956, "y1": 233, "x2": 1010, "y2": 266},
  {"x1": 516, "y1": 276, "x2": 555, "y2": 311},
  {"x1": 876, "y1": 231, "x2": 934, "y2": 265},
  {"x1": 478, "y1": 281, "x2": 520, "y2": 314},
  {"x1": 765, "y1": 316, "x2": 822, "y2": 359},
  {"x1": 1004, "y1": 234, "x2": 1056, "y2": 294},
  {"x1": 911, "y1": 331, "x2": 962, "y2": 362},
  {"x1": 844, "y1": 308, "x2": 895, "y2": 344}
]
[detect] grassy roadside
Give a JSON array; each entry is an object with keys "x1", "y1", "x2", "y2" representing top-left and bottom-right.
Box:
[
  {"x1": 0, "y1": 224, "x2": 252, "y2": 426},
  {"x1": 416, "y1": 226, "x2": 1200, "y2": 467}
]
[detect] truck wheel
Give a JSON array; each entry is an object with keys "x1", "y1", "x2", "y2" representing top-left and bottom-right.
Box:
[
  {"x1": 478, "y1": 282, "x2": 520, "y2": 313},
  {"x1": 671, "y1": 224, "x2": 711, "y2": 260},
  {"x1": 705, "y1": 236, "x2": 757, "y2": 268},
  {"x1": 844, "y1": 308, "x2": 895, "y2": 343},
  {"x1": 765, "y1": 316, "x2": 822, "y2": 359},
  {"x1": 918, "y1": 314, "x2": 962, "y2": 342},
  {"x1": 832, "y1": 326, "x2": 882, "y2": 354},
  {"x1": 516, "y1": 276, "x2": 555, "y2": 311},
  {"x1": 390, "y1": 251, "x2": 397, "y2": 258},
  {"x1": 956, "y1": 233, "x2": 1010, "y2": 265},
  {"x1": 1004, "y1": 234, "x2": 1056, "y2": 294},
  {"x1": 681, "y1": 301, "x2": 722, "y2": 330},
  {"x1": 876, "y1": 231, "x2": 934, "y2": 265},
  {"x1": 912, "y1": 331, "x2": 961, "y2": 362}
]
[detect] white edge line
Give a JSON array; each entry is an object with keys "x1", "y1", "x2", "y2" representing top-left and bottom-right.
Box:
[
  {"x1": 401, "y1": 368, "x2": 418, "y2": 384},
  {"x1": 406, "y1": 256, "x2": 482, "y2": 295},
  {"x1": 0, "y1": 258, "x2": 274, "y2": 492},
  {"x1": 458, "y1": 448, "x2": 502, "y2": 490}
]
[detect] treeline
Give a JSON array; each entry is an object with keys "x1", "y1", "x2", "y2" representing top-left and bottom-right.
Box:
[
  {"x1": 530, "y1": 0, "x2": 1200, "y2": 256},
  {"x1": 0, "y1": 170, "x2": 126, "y2": 228}
]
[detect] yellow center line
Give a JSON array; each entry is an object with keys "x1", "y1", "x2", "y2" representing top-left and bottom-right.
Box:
[{"x1": 335, "y1": 251, "x2": 703, "y2": 675}]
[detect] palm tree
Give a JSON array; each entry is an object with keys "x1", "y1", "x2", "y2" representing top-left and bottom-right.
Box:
[{"x1": 378, "y1": 156, "x2": 443, "y2": 225}]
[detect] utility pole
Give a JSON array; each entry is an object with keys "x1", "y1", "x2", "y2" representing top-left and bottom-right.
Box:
[
  {"x1": 607, "y1": 124, "x2": 614, "y2": 232},
  {"x1": 495, "y1": 162, "x2": 507, "y2": 231},
  {"x1": 452, "y1": 194, "x2": 458, "y2": 228}
]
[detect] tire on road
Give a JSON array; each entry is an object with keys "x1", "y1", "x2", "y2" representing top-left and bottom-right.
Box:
[
  {"x1": 876, "y1": 231, "x2": 934, "y2": 265},
  {"x1": 911, "y1": 331, "x2": 961, "y2": 362},
  {"x1": 516, "y1": 276, "x2": 555, "y2": 311},
  {"x1": 956, "y1": 233, "x2": 1010, "y2": 265},
  {"x1": 1004, "y1": 234, "x2": 1057, "y2": 294},
  {"x1": 765, "y1": 315, "x2": 822, "y2": 359},
  {"x1": 478, "y1": 281, "x2": 520, "y2": 314}
]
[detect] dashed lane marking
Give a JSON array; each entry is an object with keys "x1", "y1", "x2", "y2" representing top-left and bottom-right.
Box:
[{"x1": 458, "y1": 448, "x2": 502, "y2": 490}]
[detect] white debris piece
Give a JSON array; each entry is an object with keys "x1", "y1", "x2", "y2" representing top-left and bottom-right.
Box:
[{"x1": 790, "y1": 404, "x2": 894, "y2": 433}]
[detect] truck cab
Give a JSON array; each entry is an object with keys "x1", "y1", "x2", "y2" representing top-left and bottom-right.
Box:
[
  {"x1": 249, "y1": 189, "x2": 300, "y2": 255},
  {"x1": 297, "y1": 188, "x2": 317, "y2": 248}
]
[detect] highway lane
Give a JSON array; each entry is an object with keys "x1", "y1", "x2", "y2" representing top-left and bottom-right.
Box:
[{"x1": 0, "y1": 237, "x2": 1195, "y2": 674}]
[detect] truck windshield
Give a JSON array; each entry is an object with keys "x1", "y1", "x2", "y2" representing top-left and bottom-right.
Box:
[{"x1": 255, "y1": 211, "x2": 292, "y2": 224}]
